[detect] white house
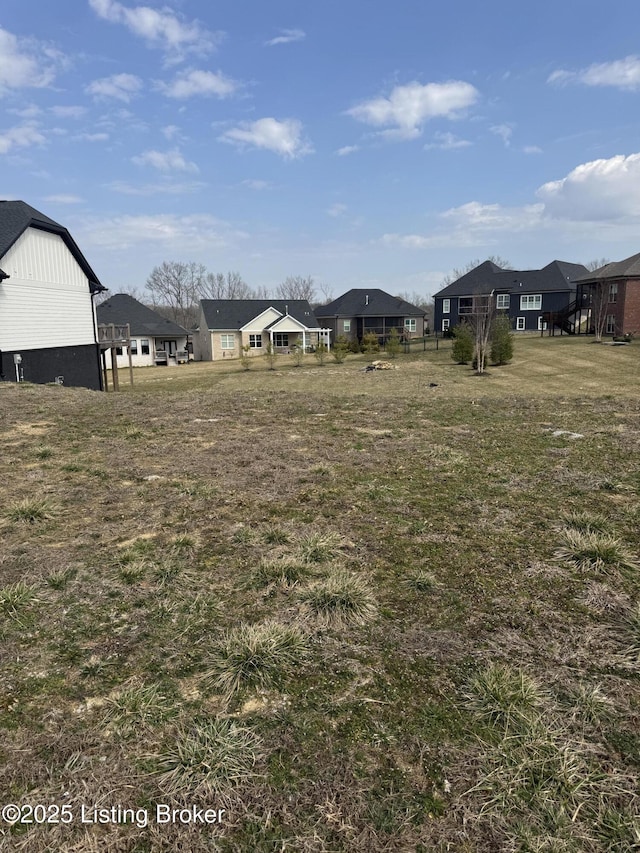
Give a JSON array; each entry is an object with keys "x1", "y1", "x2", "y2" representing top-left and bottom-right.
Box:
[
  {"x1": 97, "y1": 294, "x2": 189, "y2": 367},
  {"x1": 0, "y1": 200, "x2": 105, "y2": 389},
  {"x1": 196, "y1": 299, "x2": 330, "y2": 361}
]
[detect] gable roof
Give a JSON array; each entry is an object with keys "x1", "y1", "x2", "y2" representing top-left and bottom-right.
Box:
[
  {"x1": 435, "y1": 259, "x2": 589, "y2": 298},
  {"x1": 97, "y1": 294, "x2": 187, "y2": 337},
  {"x1": 0, "y1": 200, "x2": 105, "y2": 293},
  {"x1": 200, "y1": 299, "x2": 319, "y2": 329},
  {"x1": 316, "y1": 288, "x2": 425, "y2": 318},
  {"x1": 574, "y1": 252, "x2": 640, "y2": 283}
]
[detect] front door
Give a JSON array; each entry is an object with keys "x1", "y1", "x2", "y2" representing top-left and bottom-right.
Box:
[{"x1": 160, "y1": 340, "x2": 177, "y2": 356}]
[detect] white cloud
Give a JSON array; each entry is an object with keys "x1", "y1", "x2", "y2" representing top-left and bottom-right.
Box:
[
  {"x1": 327, "y1": 203, "x2": 347, "y2": 218},
  {"x1": 108, "y1": 179, "x2": 205, "y2": 195},
  {"x1": 162, "y1": 124, "x2": 181, "y2": 140},
  {"x1": 88, "y1": 0, "x2": 219, "y2": 63},
  {"x1": 523, "y1": 145, "x2": 542, "y2": 155},
  {"x1": 548, "y1": 56, "x2": 640, "y2": 90},
  {"x1": 336, "y1": 145, "x2": 359, "y2": 156},
  {"x1": 220, "y1": 117, "x2": 312, "y2": 159},
  {"x1": 78, "y1": 132, "x2": 110, "y2": 142},
  {"x1": 86, "y1": 73, "x2": 143, "y2": 102},
  {"x1": 132, "y1": 147, "x2": 198, "y2": 173},
  {"x1": 537, "y1": 152, "x2": 640, "y2": 220},
  {"x1": 0, "y1": 27, "x2": 62, "y2": 93},
  {"x1": 79, "y1": 212, "x2": 247, "y2": 250},
  {"x1": 424, "y1": 131, "x2": 472, "y2": 150},
  {"x1": 43, "y1": 194, "x2": 83, "y2": 204},
  {"x1": 0, "y1": 122, "x2": 45, "y2": 155},
  {"x1": 241, "y1": 179, "x2": 273, "y2": 190},
  {"x1": 490, "y1": 123, "x2": 513, "y2": 147},
  {"x1": 158, "y1": 69, "x2": 238, "y2": 99},
  {"x1": 265, "y1": 28, "x2": 306, "y2": 47},
  {"x1": 347, "y1": 80, "x2": 479, "y2": 139},
  {"x1": 49, "y1": 106, "x2": 87, "y2": 119}
]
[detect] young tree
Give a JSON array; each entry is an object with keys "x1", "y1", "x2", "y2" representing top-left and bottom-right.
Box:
[
  {"x1": 467, "y1": 293, "x2": 495, "y2": 374},
  {"x1": 331, "y1": 336, "x2": 349, "y2": 363},
  {"x1": 240, "y1": 344, "x2": 251, "y2": 371},
  {"x1": 264, "y1": 341, "x2": 277, "y2": 370},
  {"x1": 451, "y1": 323, "x2": 474, "y2": 364},
  {"x1": 290, "y1": 339, "x2": 304, "y2": 367},
  {"x1": 385, "y1": 327, "x2": 401, "y2": 359},
  {"x1": 362, "y1": 332, "x2": 380, "y2": 356},
  {"x1": 490, "y1": 315, "x2": 514, "y2": 365},
  {"x1": 314, "y1": 340, "x2": 328, "y2": 366}
]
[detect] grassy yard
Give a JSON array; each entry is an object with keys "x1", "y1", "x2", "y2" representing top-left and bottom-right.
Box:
[{"x1": 0, "y1": 336, "x2": 638, "y2": 851}]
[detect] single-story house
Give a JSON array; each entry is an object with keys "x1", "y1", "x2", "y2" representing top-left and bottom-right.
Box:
[
  {"x1": 574, "y1": 252, "x2": 640, "y2": 336},
  {"x1": 433, "y1": 260, "x2": 589, "y2": 334},
  {"x1": 97, "y1": 294, "x2": 189, "y2": 367},
  {"x1": 314, "y1": 289, "x2": 427, "y2": 345},
  {"x1": 0, "y1": 200, "x2": 105, "y2": 389},
  {"x1": 196, "y1": 299, "x2": 329, "y2": 360}
]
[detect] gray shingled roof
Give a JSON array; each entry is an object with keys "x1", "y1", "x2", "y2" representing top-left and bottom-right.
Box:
[
  {"x1": 200, "y1": 299, "x2": 319, "y2": 329},
  {"x1": 574, "y1": 252, "x2": 640, "y2": 283},
  {"x1": 0, "y1": 200, "x2": 105, "y2": 292},
  {"x1": 97, "y1": 294, "x2": 187, "y2": 337},
  {"x1": 435, "y1": 260, "x2": 589, "y2": 298},
  {"x1": 315, "y1": 289, "x2": 425, "y2": 318}
]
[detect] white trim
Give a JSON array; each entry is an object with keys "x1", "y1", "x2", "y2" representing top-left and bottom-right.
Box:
[
  {"x1": 442, "y1": 298, "x2": 450, "y2": 314},
  {"x1": 442, "y1": 318, "x2": 450, "y2": 331},
  {"x1": 520, "y1": 294, "x2": 542, "y2": 311},
  {"x1": 516, "y1": 317, "x2": 525, "y2": 331}
]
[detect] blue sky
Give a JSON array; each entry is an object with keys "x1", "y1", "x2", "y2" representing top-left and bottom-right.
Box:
[{"x1": 2, "y1": 0, "x2": 640, "y2": 299}]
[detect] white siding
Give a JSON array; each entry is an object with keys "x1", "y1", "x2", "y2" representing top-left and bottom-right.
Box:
[{"x1": 0, "y1": 228, "x2": 96, "y2": 350}]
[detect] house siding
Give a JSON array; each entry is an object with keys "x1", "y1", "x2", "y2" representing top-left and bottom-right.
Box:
[
  {"x1": 621, "y1": 278, "x2": 640, "y2": 334},
  {"x1": 435, "y1": 291, "x2": 573, "y2": 332},
  {"x1": 0, "y1": 343, "x2": 102, "y2": 390},
  {"x1": 0, "y1": 228, "x2": 96, "y2": 351}
]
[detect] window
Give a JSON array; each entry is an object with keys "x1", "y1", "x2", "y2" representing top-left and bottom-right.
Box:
[
  {"x1": 140, "y1": 339, "x2": 150, "y2": 355},
  {"x1": 220, "y1": 334, "x2": 235, "y2": 349},
  {"x1": 516, "y1": 317, "x2": 525, "y2": 331},
  {"x1": 442, "y1": 318, "x2": 450, "y2": 331},
  {"x1": 609, "y1": 282, "x2": 618, "y2": 303},
  {"x1": 520, "y1": 294, "x2": 542, "y2": 310},
  {"x1": 538, "y1": 316, "x2": 547, "y2": 331},
  {"x1": 404, "y1": 318, "x2": 416, "y2": 332},
  {"x1": 274, "y1": 333, "x2": 289, "y2": 348},
  {"x1": 496, "y1": 294, "x2": 510, "y2": 310},
  {"x1": 442, "y1": 298, "x2": 450, "y2": 314},
  {"x1": 115, "y1": 346, "x2": 123, "y2": 356},
  {"x1": 343, "y1": 320, "x2": 351, "y2": 332},
  {"x1": 459, "y1": 297, "x2": 473, "y2": 315},
  {"x1": 606, "y1": 314, "x2": 616, "y2": 335},
  {"x1": 129, "y1": 339, "x2": 138, "y2": 355},
  {"x1": 249, "y1": 334, "x2": 262, "y2": 348}
]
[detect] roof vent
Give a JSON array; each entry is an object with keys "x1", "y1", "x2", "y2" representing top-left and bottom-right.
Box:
[{"x1": 365, "y1": 294, "x2": 369, "y2": 306}]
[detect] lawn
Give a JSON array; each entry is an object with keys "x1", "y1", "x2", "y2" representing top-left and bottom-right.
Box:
[{"x1": 1, "y1": 336, "x2": 638, "y2": 851}]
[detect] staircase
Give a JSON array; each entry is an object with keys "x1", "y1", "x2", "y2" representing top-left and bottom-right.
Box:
[{"x1": 546, "y1": 300, "x2": 588, "y2": 335}]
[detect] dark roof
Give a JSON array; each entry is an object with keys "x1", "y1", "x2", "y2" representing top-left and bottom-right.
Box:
[
  {"x1": 434, "y1": 259, "x2": 589, "y2": 298},
  {"x1": 0, "y1": 200, "x2": 105, "y2": 293},
  {"x1": 315, "y1": 289, "x2": 425, "y2": 318},
  {"x1": 200, "y1": 299, "x2": 319, "y2": 329},
  {"x1": 574, "y1": 252, "x2": 640, "y2": 283},
  {"x1": 97, "y1": 294, "x2": 187, "y2": 337}
]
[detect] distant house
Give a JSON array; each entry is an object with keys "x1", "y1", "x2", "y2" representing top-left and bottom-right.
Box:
[
  {"x1": 196, "y1": 300, "x2": 329, "y2": 360},
  {"x1": 574, "y1": 253, "x2": 640, "y2": 336},
  {"x1": 315, "y1": 289, "x2": 426, "y2": 345},
  {"x1": 0, "y1": 200, "x2": 105, "y2": 389},
  {"x1": 97, "y1": 294, "x2": 188, "y2": 367},
  {"x1": 433, "y1": 260, "x2": 589, "y2": 334}
]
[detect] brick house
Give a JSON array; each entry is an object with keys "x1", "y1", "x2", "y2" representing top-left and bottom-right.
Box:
[{"x1": 574, "y1": 253, "x2": 640, "y2": 337}]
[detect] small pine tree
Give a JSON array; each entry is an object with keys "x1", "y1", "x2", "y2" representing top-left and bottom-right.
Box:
[
  {"x1": 362, "y1": 332, "x2": 380, "y2": 355},
  {"x1": 314, "y1": 340, "x2": 328, "y2": 366},
  {"x1": 490, "y1": 315, "x2": 514, "y2": 365},
  {"x1": 385, "y1": 327, "x2": 401, "y2": 359},
  {"x1": 451, "y1": 323, "x2": 474, "y2": 364},
  {"x1": 332, "y1": 336, "x2": 349, "y2": 364}
]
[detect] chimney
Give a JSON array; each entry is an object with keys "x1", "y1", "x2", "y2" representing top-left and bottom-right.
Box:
[{"x1": 365, "y1": 294, "x2": 369, "y2": 306}]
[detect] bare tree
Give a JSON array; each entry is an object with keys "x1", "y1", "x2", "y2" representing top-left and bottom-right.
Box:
[
  {"x1": 146, "y1": 261, "x2": 206, "y2": 328},
  {"x1": 276, "y1": 275, "x2": 316, "y2": 302},
  {"x1": 584, "y1": 260, "x2": 612, "y2": 342},
  {"x1": 317, "y1": 281, "x2": 334, "y2": 305},
  {"x1": 200, "y1": 271, "x2": 255, "y2": 300},
  {"x1": 586, "y1": 258, "x2": 610, "y2": 272},
  {"x1": 467, "y1": 292, "x2": 496, "y2": 374}
]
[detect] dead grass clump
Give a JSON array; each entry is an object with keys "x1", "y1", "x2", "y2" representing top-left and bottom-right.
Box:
[
  {"x1": 156, "y1": 718, "x2": 262, "y2": 798},
  {"x1": 204, "y1": 621, "x2": 308, "y2": 697},
  {"x1": 403, "y1": 570, "x2": 440, "y2": 593},
  {"x1": 555, "y1": 529, "x2": 639, "y2": 575},
  {"x1": 298, "y1": 531, "x2": 346, "y2": 564},
  {"x1": 0, "y1": 581, "x2": 39, "y2": 620},
  {"x1": 249, "y1": 558, "x2": 312, "y2": 590},
  {"x1": 465, "y1": 662, "x2": 548, "y2": 733},
  {"x1": 299, "y1": 571, "x2": 377, "y2": 626},
  {"x1": 6, "y1": 497, "x2": 56, "y2": 524},
  {"x1": 561, "y1": 510, "x2": 612, "y2": 534},
  {"x1": 103, "y1": 681, "x2": 173, "y2": 736}
]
